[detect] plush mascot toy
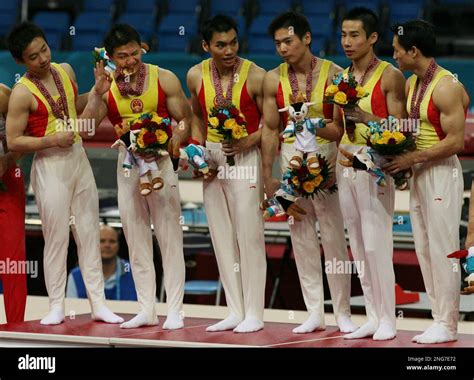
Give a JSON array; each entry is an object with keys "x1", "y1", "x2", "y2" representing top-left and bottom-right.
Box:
[
  {"x1": 278, "y1": 92, "x2": 326, "y2": 172},
  {"x1": 447, "y1": 247, "x2": 474, "y2": 294}
]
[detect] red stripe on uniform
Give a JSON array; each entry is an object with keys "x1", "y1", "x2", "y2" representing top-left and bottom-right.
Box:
[{"x1": 26, "y1": 94, "x2": 48, "y2": 137}]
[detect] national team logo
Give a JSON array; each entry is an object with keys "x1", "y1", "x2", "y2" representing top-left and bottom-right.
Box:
[{"x1": 130, "y1": 99, "x2": 144, "y2": 113}]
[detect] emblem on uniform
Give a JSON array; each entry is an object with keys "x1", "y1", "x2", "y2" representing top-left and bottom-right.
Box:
[{"x1": 130, "y1": 99, "x2": 144, "y2": 113}]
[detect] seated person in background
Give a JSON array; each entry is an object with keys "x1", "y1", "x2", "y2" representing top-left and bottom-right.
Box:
[{"x1": 67, "y1": 226, "x2": 137, "y2": 301}]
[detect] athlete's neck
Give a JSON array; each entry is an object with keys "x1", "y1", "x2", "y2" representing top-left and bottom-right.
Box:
[
  {"x1": 289, "y1": 50, "x2": 314, "y2": 75},
  {"x1": 413, "y1": 56, "x2": 436, "y2": 81},
  {"x1": 352, "y1": 51, "x2": 375, "y2": 74},
  {"x1": 212, "y1": 58, "x2": 237, "y2": 78},
  {"x1": 102, "y1": 257, "x2": 117, "y2": 280},
  {"x1": 28, "y1": 69, "x2": 52, "y2": 81}
]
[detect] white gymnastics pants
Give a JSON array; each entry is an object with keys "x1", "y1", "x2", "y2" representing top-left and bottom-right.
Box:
[
  {"x1": 336, "y1": 143, "x2": 396, "y2": 328},
  {"x1": 281, "y1": 141, "x2": 352, "y2": 324},
  {"x1": 410, "y1": 155, "x2": 462, "y2": 336},
  {"x1": 31, "y1": 143, "x2": 105, "y2": 313},
  {"x1": 204, "y1": 142, "x2": 267, "y2": 321}
]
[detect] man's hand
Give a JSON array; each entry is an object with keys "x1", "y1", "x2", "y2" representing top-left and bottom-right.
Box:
[
  {"x1": 343, "y1": 106, "x2": 370, "y2": 124},
  {"x1": 466, "y1": 233, "x2": 474, "y2": 250},
  {"x1": 287, "y1": 202, "x2": 307, "y2": 222},
  {"x1": 93, "y1": 60, "x2": 112, "y2": 96},
  {"x1": 264, "y1": 176, "x2": 280, "y2": 199},
  {"x1": 193, "y1": 167, "x2": 218, "y2": 182},
  {"x1": 222, "y1": 136, "x2": 250, "y2": 156},
  {"x1": 0, "y1": 155, "x2": 14, "y2": 177},
  {"x1": 382, "y1": 152, "x2": 415, "y2": 175},
  {"x1": 53, "y1": 132, "x2": 75, "y2": 148},
  {"x1": 167, "y1": 136, "x2": 181, "y2": 159}
]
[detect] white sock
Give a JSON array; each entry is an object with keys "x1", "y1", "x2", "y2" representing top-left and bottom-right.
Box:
[
  {"x1": 416, "y1": 323, "x2": 456, "y2": 344},
  {"x1": 293, "y1": 313, "x2": 325, "y2": 334},
  {"x1": 344, "y1": 320, "x2": 377, "y2": 339},
  {"x1": 92, "y1": 305, "x2": 124, "y2": 324},
  {"x1": 233, "y1": 316, "x2": 264, "y2": 333},
  {"x1": 120, "y1": 312, "x2": 158, "y2": 329},
  {"x1": 336, "y1": 315, "x2": 358, "y2": 333},
  {"x1": 40, "y1": 309, "x2": 65, "y2": 326},
  {"x1": 163, "y1": 311, "x2": 184, "y2": 330},
  {"x1": 206, "y1": 314, "x2": 242, "y2": 332},
  {"x1": 373, "y1": 322, "x2": 396, "y2": 341},
  {"x1": 412, "y1": 323, "x2": 438, "y2": 343}
]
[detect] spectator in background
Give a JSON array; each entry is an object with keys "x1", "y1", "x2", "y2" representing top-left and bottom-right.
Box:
[{"x1": 67, "y1": 226, "x2": 137, "y2": 301}]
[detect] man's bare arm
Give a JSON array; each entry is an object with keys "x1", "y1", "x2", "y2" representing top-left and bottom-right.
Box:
[
  {"x1": 6, "y1": 84, "x2": 73, "y2": 152},
  {"x1": 261, "y1": 70, "x2": 282, "y2": 197},
  {"x1": 186, "y1": 65, "x2": 207, "y2": 145},
  {"x1": 384, "y1": 76, "x2": 466, "y2": 174},
  {"x1": 161, "y1": 69, "x2": 192, "y2": 156}
]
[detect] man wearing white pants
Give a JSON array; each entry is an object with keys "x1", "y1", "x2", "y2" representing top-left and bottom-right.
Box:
[
  {"x1": 6, "y1": 22, "x2": 122, "y2": 325},
  {"x1": 187, "y1": 15, "x2": 267, "y2": 333},
  {"x1": 263, "y1": 11, "x2": 357, "y2": 334},
  {"x1": 387, "y1": 20, "x2": 469, "y2": 343},
  {"x1": 337, "y1": 8, "x2": 408, "y2": 341},
  {"x1": 85, "y1": 24, "x2": 191, "y2": 329}
]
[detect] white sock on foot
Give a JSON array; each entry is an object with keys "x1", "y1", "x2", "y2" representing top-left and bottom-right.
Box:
[
  {"x1": 40, "y1": 309, "x2": 65, "y2": 326},
  {"x1": 336, "y1": 315, "x2": 358, "y2": 333},
  {"x1": 293, "y1": 313, "x2": 325, "y2": 334},
  {"x1": 92, "y1": 305, "x2": 124, "y2": 324},
  {"x1": 163, "y1": 311, "x2": 184, "y2": 330},
  {"x1": 344, "y1": 320, "x2": 377, "y2": 339},
  {"x1": 233, "y1": 316, "x2": 264, "y2": 333},
  {"x1": 412, "y1": 323, "x2": 438, "y2": 343},
  {"x1": 206, "y1": 314, "x2": 242, "y2": 332},
  {"x1": 373, "y1": 322, "x2": 396, "y2": 341},
  {"x1": 416, "y1": 324, "x2": 456, "y2": 344},
  {"x1": 120, "y1": 312, "x2": 158, "y2": 329}
]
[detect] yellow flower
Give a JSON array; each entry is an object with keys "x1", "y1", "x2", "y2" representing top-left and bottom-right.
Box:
[
  {"x1": 311, "y1": 174, "x2": 323, "y2": 187},
  {"x1": 393, "y1": 131, "x2": 406, "y2": 143},
  {"x1": 209, "y1": 117, "x2": 219, "y2": 128},
  {"x1": 232, "y1": 125, "x2": 246, "y2": 139},
  {"x1": 151, "y1": 113, "x2": 163, "y2": 125},
  {"x1": 334, "y1": 91, "x2": 348, "y2": 105},
  {"x1": 302, "y1": 181, "x2": 315, "y2": 193},
  {"x1": 309, "y1": 166, "x2": 321, "y2": 176},
  {"x1": 356, "y1": 85, "x2": 367, "y2": 98},
  {"x1": 136, "y1": 134, "x2": 145, "y2": 148},
  {"x1": 325, "y1": 85, "x2": 339, "y2": 97},
  {"x1": 155, "y1": 129, "x2": 168, "y2": 145},
  {"x1": 291, "y1": 176, "x2": 300, "y2": 187},
  {"x1": 382, "y1": 130, "x2": 392, "y2": 138},
  {"x1": 224, "y1": 118, "x2": 237, "y2": 130}
]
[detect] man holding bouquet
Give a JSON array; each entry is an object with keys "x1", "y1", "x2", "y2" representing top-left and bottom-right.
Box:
[
  {"x1": 186, "y1": 15, "x2": 267, "y2": 333},
  {"x1": 386, "y1": 20, "x2": 469, "y2": 343},
  {"x1": 335, "y1": 8, "x2": 407, "y2": 340},
  {"x1": 262, "y1": 11, "x2": 357, "y2": 334},
  {"x1": 83, "y1": 24, "x2": 191, "y2": 329}
]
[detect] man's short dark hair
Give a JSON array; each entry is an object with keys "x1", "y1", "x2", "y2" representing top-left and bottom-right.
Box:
[
  {"x1": 104, "y1": 24, "x2": 141, "y2": 56},
  {"x1": 7, "y1": 22, "x2": 47, "y2": 61},
  {"x1": 200, "y1": 15, "x2": 238, "y2": 44},
  {"x1": 391, "y1": 20, "x2": 436, "y2": 57},
  {"x1": 268, "y1": 11, "x2": 311, "y2": 42},
  {"x1": 342, "y1": 7, "x2": 379, "y2": 39}
]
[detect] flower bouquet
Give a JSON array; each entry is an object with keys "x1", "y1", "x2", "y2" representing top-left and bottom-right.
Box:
[
  {"x1": 366, "y1": 124, "x2": 416, "y2": 190},
  {"x1": 324, "y1": 72, "x2": 368, "y2": 141},
  {"x1": 130, "y1": 112, "x2": 171, "y2": 155},
  {"x1": 207, "y1": 103, "x2": 248, "y2": 166},
  {"x1": 285, "y1": 155, "x2": 337, "y2": 198}
]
